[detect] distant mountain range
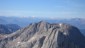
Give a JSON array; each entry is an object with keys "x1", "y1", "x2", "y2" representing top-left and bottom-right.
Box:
[
  {"x1": 0, "y1": 16, "x2": 41, "y2": 27},
  {"x1": 0, "y1": 24, "x2": 20, "y2": 34},
  {"x1": 0, "y1": 21, "x2": 85, "y2": 48},
  {"x1": 0, "y1": 16, "x2": 85, "y2": 35},
  {"x1": 0, "y1": 16, "x2": 85, "y2": 29}
]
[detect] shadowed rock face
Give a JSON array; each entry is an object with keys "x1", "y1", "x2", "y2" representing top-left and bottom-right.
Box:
[{"x1": 0, "y1": 21, "x2": 85, "y2": 48}]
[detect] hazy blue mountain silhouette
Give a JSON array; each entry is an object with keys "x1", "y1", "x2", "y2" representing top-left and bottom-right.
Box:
[
  {"x1": 0, "y1": 16, "x2": 85, "y2": 35},
  {"x1": 0, "y1": 24, "x2": 20, "y2": 34},
  {"x1": 0, "y1": 16, "x2": 85, "y2": 29}
]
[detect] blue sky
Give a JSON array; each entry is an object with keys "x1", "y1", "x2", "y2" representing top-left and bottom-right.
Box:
[{"x1": 0, "y1": 0, "x2": 85, "y2": 18}]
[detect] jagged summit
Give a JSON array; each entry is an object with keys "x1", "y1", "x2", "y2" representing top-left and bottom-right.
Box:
[
  {"x1": 39, "y1": 21, "x2": 47, "y2": 23},
  {"x1": 0, "y1": 21, "x2": 85, "y2": 48}
]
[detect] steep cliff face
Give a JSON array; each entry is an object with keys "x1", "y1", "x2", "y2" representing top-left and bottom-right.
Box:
[{"x1": 0, "y1": 21, "x2": 85, "y2": 48}]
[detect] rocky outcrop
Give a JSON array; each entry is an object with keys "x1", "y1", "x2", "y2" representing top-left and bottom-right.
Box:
[{"x1": 0, "y1": 21, "x2": 85, "y2": 48}]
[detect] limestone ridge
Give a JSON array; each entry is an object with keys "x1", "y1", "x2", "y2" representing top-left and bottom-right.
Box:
[{"x1": 0, "y1": 21, "x2": 85, "y2": 48}]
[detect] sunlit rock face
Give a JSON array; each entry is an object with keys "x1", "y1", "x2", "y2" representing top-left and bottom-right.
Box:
[{"x1": 0, "y1": 21, "x2": 85, "y2": 48}]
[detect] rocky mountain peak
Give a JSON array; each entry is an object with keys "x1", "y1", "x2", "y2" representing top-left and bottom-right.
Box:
[
  {"x1": 0, "y1": 21, "x2": 85, "y2": 48},
  {"x1": 39, "y1": 21, "x2": 47, "y2": 24}
]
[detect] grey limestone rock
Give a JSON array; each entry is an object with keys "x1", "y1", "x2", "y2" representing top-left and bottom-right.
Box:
[{"x1": 0, "y1": 21, "x2": 85, "y2": 48}]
